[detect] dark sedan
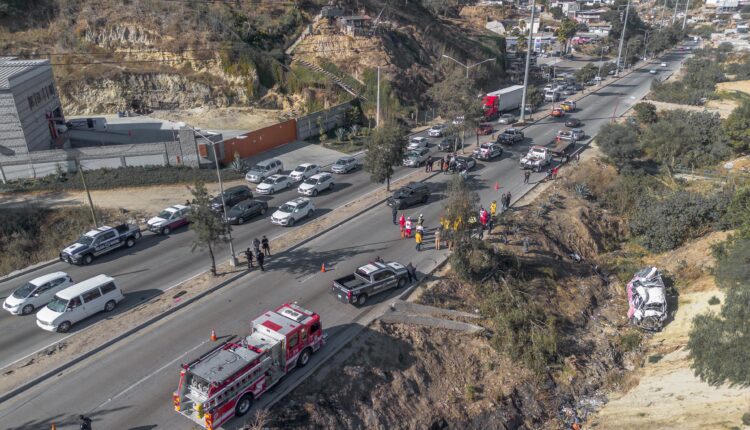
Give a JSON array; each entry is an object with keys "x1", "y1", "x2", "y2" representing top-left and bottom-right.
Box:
[
  {"x1": 565, "y1": 118, "x2": 582, "y2": 128},
  {"x1": 225, "y1": 199, "x2": 268, "y2": 225},
  {"x1": 438, "y1": 138, "x2": 462, "y2": 152},
  {"x1": 454, "y1": 156, "x2": 476, "y2": 171}
]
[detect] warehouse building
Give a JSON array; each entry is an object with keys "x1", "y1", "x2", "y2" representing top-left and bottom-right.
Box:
[{"x1": 0, "y1": 57, "x2": 67, "y2": 158}]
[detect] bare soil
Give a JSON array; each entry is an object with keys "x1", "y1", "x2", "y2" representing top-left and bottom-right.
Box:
[{"x1": 149, "y1": 107, "x2": 286, "y2": 131}]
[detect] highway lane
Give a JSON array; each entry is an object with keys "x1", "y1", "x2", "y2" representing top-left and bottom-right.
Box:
[{"x1": 0, "y1": 47, "x2": 693, "y2": 429}]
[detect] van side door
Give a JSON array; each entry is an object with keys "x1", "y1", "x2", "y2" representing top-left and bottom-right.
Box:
[
  {"x1": 81, "y1": 287, "x2": 104, "y2": 315},
  {"x1": 65, "y1": 296, "x2": 86, "y2": 323}
]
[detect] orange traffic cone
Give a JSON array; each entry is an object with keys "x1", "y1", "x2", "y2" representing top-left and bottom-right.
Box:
[
  {"x1": 210, "y1": 329, "x2": 217, "y2": 342},
  {"x1": 494, "y1": 181, "x2": 500, "y2": 191},
  {"x1": 321, "y1": 263, "x2": 326, "y2": 273}
]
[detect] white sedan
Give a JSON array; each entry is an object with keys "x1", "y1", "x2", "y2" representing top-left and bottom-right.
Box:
[
  {"x1": 289, "y1": 163, "x2": 320, "y2": 182},
  {"x1": 255, "y1": 174, "x2": 291, "y2": 195},
  {"x1": 407, "y1": 136, "x2": 428, "y2": 150}
]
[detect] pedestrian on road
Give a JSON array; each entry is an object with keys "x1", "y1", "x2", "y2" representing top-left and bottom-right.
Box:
[
  {"x1": 257, "y1": 250, "x2": 265, "y2": 271},
  {"x1": 524, "y1": 170, "x2": 531, "y2": 184},
  {"x1": 405, "y1": 216, "x2": 413, "y2": 238},
  {"x1": 442, "y1": 159, "x2": 449, "y2": 175},
  {"x1": 488, "y1": 214, "x2": 495, "y2": 234},
  {"x1": 430, "y1": 157, "x2": 436, "y2": 172},
  {"x1": 245, "y1": 247, "x2": 253, "y2": 269},
  {"x1": 399, "y1": 213, "x2": 406, "y2": 238},
  {"x1": 392, "y1": 206, "x2": 398, "y2": 224},
  {"x1": 435, "y1": 225, "x2": 442, "y2": 250},
  {"x1": 501, "y1": 192, "x2": 508, "y2": 211},
  {"x1": 253, "y1": 237, "x2": 261, "y2": 255},
  {"x1": 505, "y1": 191, "x2": 512, "y2": 210},
  {"x1": 490, "y1": 200, "x2": 497, "y2": 218},
  {"x1": 551, "y1": 166, "x2": 559, "y2": 179},
  {"x1": 415, "y1": 229, "x2": 423, "y2": 251},
  {"x1": 261, "y1": 235, "x2": 270, "y2": 256},
  {"x1": 406, "y1": 262, "x2": 417, "y2": 283},
  {"x1": 80, "y1": 415, "x2": 92, "y2": 430},
  {"x1": 425, "y1": 155, "x2": 432, "y2": 172}
]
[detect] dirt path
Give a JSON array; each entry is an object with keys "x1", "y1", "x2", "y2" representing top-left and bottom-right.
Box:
[{"x1": 592, "y1": 231, "x2": 750, "y2": 430}]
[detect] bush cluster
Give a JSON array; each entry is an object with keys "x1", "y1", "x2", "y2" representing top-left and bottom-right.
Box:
[{"x1": 0, "y1": 166, "x2": 245, "y2": 193}]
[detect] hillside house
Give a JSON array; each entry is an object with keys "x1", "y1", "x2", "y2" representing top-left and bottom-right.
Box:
[
  {"x1": 337, "y1": 15, "x2": 372, "y2": 36},
  {"x1": 574, "y1": 8, "x2": 608, "y2": 24}
]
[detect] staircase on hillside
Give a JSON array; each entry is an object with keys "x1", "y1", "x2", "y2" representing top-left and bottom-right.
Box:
[{"x1": 293, "y1": 59, "x2": 368, "y2": 101}]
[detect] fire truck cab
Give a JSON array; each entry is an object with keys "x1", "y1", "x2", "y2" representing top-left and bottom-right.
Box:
[{"x1": 173, "y1": 303, "x2": 324, "y2": 429}]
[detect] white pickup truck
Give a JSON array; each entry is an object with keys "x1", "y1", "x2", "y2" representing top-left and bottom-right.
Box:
[{"x1": 520, "y1": 146, "x2": 553, "y2": 171}]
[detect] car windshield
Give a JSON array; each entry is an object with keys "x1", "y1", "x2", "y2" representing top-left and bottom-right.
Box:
[
  {"x1": 77, "y1": 235, "x2": 94, "y2": 246},
  {"x1": 261, "y1": 178, "x2": 274, "y2": 185},
  {"x1": 481, "y1": 143, "x2": 491, "y2": 149},
  {"x1": 335, "y1": 158, "x2": 349, "y2": 165},
  {"x1": 157, "y1": 210, "x2": 173, "y2": 219},
  {"x1": 303, "y1": 177, "x2": 318, "y2": 185},
  {"x1": 228, "y1": 205, "x2": 245, "y2": 214},
  {"x1": 294, "y1": 166, "x2": 306, "y2": 172},
  {"x1": 12, "y1": 282, "x2": 37, "y2": 299},
  {"x1": 251, "y1": 164, "x2": 268, "y2": 172},
  {"x1": 46, "y1": 295, "x2": 68, "y2": 313},
  {"x1": 278, "y1": 204, "x2": 296, "y2": 213}
]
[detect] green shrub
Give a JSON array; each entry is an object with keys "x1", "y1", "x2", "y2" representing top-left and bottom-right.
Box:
[
  {"x1": 629, "y1": 190, "x2": 731, "y2": 252},
  {"x1": 708, "y1": 296, "x2": 721, "y2": 305},
  {"x1": 742, "y1": 412, "x2": 750, "y2": 426},
  {"x1": 619, "y1": 330, "x2": 643, "y2": 352}
]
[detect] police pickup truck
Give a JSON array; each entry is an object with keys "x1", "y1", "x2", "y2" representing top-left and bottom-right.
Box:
[
  {"x1": 331, "y1": 262, "x2": 409, "y2": 306},
  {"x1": 60, "y1": 224, "x2": 141, "y2": 265}
]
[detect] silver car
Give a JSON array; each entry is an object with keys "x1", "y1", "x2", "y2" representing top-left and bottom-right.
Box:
[
  {"x1": 245, "y1": 159, "x2": 284, "y2": 183},
  {"x1": 402, "y1": 147, "x2": 430, "y2": 167},
  {"x1": 497, "y1": 113, "x2": 516, "y2": 124},
  {"x1": 331, "y1": 156, "x2": 358, "y2": 174}
]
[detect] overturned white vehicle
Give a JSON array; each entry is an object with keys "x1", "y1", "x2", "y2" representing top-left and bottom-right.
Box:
[{"x1": 627, "y1": 267, "x2": 668, "y2": 331}]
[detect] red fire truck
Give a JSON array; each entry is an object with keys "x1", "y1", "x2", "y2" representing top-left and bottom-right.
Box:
[{"x1": 173, "y1": 303, "x2": 325, "y2": 429}]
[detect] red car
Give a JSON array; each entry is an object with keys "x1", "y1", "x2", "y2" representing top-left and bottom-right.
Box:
[
  {"x1": 476, "y1": 123, "x2": 494, "y2": 135},
  {"x1": 551, "y1": 107, "x2": 565, "y2": 117}
]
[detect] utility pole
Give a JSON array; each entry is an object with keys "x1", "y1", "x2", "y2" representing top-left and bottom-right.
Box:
[
  {"x1": 615, "y1": 0, "x2": 632, "y2": 77},
  {"x1": 519, "y1": 0, "x2": 536, "y2": 123},
  {"x1": 78, "y1": 164, "x2": 98, "y2": 227},
  {"x1": 660, "y1": 0, "x2": 668, "y2": 27},
  {"x1": 682, "y1": 0, "x2": 690, "y2": 31},
  {"x1": 672, "y1": 0, "x2": 680, "y2": 24},
  {"x1": 376, "y1": 66, "x2": 380, "y2": 128},
  {"x1": 207, "y1": 140, "x2": 237, "y2": 267}
]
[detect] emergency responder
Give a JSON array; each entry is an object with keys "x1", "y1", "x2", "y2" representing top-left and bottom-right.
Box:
[
  {"x1": 261, "y1": 235, "x2": 270, "y2": 255},
  {"x1": 245, "y1": 247, "x2": 253, "y2": 269},
  {"x1": 257, "y1": 250, "x2": 265, "y2": 271},
  {"x1": 80, "y1": 415, "x2": 92, "y2": 430}
]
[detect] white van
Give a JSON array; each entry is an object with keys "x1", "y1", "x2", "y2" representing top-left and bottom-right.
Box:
[
  {"x1": 36, "y1": 275, "x2": 124, "y2": 333},
  {"x1": 3, "y1": 272, "x2": 74, "y2": 315}
]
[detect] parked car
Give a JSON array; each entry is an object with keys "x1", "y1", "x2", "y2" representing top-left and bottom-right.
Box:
[
  {"x1": 387, "y1": 182, "x2": 430, "y2": 209},
  {"x1": 497, "y1": 113, "x2": 516, "y2": 125},
  {"x1": 454, "y1": 156, "x2": 477, "y2": 171},
  {"x1": 271, "y1": 197, "x2": 315, "y2": 227},
  {"x1": 403, "y1": 147, "x2": 430, "y2": 167},
  {"x1": 331, "y1": 156, "x2": 358, "y2": 174},
  {"x1": 476, "y1": 123, "x2": 494, "y2": 136},
  {"x1": 210, "y1": 185, "x2": 253, "y2": 213},
  {"x1": 565, "y1": 118, "x2": 582, "y2": 128},
  {"x1": 147, "y1": 204, "x2": 190, "y2": 235},
  {"x1": 428, "y1": 123, "x2": 447, "y2": 137},
  {"x1": 255, "y1": 174, "x2": 292, "y2": 195},
  {"x1": 298, "y1": 172, "x2": 335, "y2": 196},
  {"x1": 289, "y1": 163, "x2": 320, "y2": 182},
  {"x1": 331, "y1": 262, "x2": 409, "y2": 306},
  {"x1": 551, "y1": 107, "x2": 565, "y2": 117},
  {"x1": 245, "y1": 159, "x2": 284, "y2": 183},
  {"x1": 36, "y1": 275, "x2": 124, "y2": 333},
  {"x1": 4, "y1": 272, "x2": 74, "y2": 315},
  {"x1": 407, "y1": 136, "x2": 429, "y2": 150},
  {"x1": 226, "y1": 199, "x2": 268, "y2": 225},
  {"x1": 60, "y1": 224, "x2": 141, "y2": 265},
  {"x1": 438, "y1": 137, "x2": 461, "y2": 152}
]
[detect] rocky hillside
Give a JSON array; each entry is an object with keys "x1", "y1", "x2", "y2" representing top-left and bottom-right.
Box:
[{"x1": 1, "y1": 0, "x2": 507, "y2": 116}]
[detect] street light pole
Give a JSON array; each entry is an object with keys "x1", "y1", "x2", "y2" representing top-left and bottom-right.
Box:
[
  {"x1": 441, "y1": 55, "x2": 496, "y2": 80},
  {"x1": 682, "y1": 0, "x2": 691, "y2": 31},
  {"x1": 189, "y1": 127, "x2": 238, "y2": 267},
  {"x1": 672, "y1": 0, "x2": 680, "y2": 24},
  {"x1": 615, "y1": 0, "x2": 632, "y2": 77},
  {"x1": 643, "y1": 30, "x2": 651, "y2": 60},
  {"x1": 519, "y1": 0, "x2": 536, "y2": 123}
]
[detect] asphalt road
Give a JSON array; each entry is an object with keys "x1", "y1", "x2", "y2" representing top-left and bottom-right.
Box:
[{"x1": 0, "y1": 46, "x2": 694, "y2": 429}]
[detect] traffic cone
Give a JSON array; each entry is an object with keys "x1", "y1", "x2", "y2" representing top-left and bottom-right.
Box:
[
  {"x1": 321, "y1": 263, "x2": 326, "y2": 273},
  {"x1": 494, "y1": 181, "x2": 499, "y2": 191},
  {"x1": 210, "y1": 329, "x2": 217, "y2": 342}
]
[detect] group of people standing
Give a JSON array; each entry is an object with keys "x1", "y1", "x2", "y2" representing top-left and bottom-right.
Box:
[
  {"x1": 396, "y1": 213, "x2": 427, "y2": 251},
  {"x1": 245, "y1": 235, "x2": 270, "y2": 271}
]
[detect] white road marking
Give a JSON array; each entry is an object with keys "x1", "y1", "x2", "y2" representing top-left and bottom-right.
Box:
[
  {"x1": 92, "y1": 340, "x2": 208, "y2": 411},
  {"x1": 298, "y1": 273, "x2": 316, "y2": 283}
]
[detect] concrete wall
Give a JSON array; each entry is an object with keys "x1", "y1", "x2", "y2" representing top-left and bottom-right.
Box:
[
  {"x1": 296, "y1": 100, "x2": 355, "y2": 141},
  {"x1": 9, "y1": 65, "x2": 63, "y2": 152}
]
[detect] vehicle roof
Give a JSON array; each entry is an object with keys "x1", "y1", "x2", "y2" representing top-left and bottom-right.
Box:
[
  {"x1": 296, "y1": 163, "x2": 315, "y2": 168},
  {"x1": 283, "y1": 197, "x2": 310, "y2": 206},
  {"x1": 530, "y1": 145, "x2": 547, "y2": 150},
  {"x1": 335, "y1": 156, "x2": 355, "y2": 162},
  {"x1": 234, "y1": 198, "x2": 261, "y2": 206},
  {"x1": 225, "y1": 185, "x2": 250, "y2": 192},
  {"x1": 504, "y1": 128, "x2": 519, "y2": 132},
  {"x1": 56, "y1": 274, "x2": 115, "y2": 300},
  {"x1": 265, "y1": 174, "x2": 287, "y2": 180},
  {"x1": 254, "y1": 159, "x2": 280, "y2": 166},
  {"x1": 164, "y1": 204, "x2": 188, "y2": 212},
  {"x1": 410, "y1": 136, "x2": 427, "y2": 141},
  {"x1": 430, "y1": 123, "x2": 445, "y2": 128},
  {"x1": 84, "y1": 226, "x2": 115, "y2": 237},
  {"x1": 28, "y1": 271, "x2": 69, "y2": 286},
  {"x1": 309, "y1": 172, "x2": 331, "y2": 179},
  {"x1": 404, "y1": 182, "x2": 427, "y2": 189},
  {"x1": 358, "y1": 262, "x2": 387, "y2": 275}
]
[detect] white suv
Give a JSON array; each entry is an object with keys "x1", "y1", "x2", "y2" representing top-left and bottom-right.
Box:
[
  {"x1": 298, "y1": 173, "x2": 335, "y2": 196},
  {"x1": 290, "y1": 163, "x2": 320, "y2": 182},
  {"x1": 271, "y1": 197, "x2": 315, "y2": 227}
]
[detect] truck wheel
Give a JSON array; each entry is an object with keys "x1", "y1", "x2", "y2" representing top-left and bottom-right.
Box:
[
  {"x1": 57, "y1": 321, "x2": 72, "y2": 333},
  {"x1": 162, "y1": 226, "x2": 171, "y2": 235},
  {"x1": 297, "y1": 348, "x2": 312, "y2": 368},
  {"x1": 312, "y1": 189, "x2": 318, "y2": 196},
  {"x1": 104, "y1": 300, "x2": 116, "y2": 312},
  {"x1": 238, "y1": 216, "x2": 245, "y2": 225},
  {"x1": 21, "y1": 304, "x2": 34, "y2": 315},
  {"x1": 260, "y1": 208, "x2": 267, "y2": 215},
  {"x1": 397, "y1": 277, "x2": 407, "y2": 288},
  {"x1": 126, "y1": 237, "x2": 135, "y2": 248},
  {"x1": 234, "y1": 394, "x2": 253, "y2": 417},
  {"x1": 356, "y1": 294, "x2": 368, "y2": 306},
  {"x1": 83, "y1": 254, "x2": 93, "y2": 265}
]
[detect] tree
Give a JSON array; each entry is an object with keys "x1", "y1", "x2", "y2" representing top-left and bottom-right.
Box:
[
  {"x1": 363, "y1": 123, "x2": 405, "y2": 191},
  {"x1": 723, "y1": 99, "x2": 750, "y2": 153},
  {"x1": 442, "y1": 174, "x2": 480, "y2": 239},
  {"x1": 633, "y1": 102, "x2": 658, "y2": 124},
  {"x1": 550, "y1": 6, "x2": 564, "y2": 20},
  {"x1": 428, "y1": 67, "x2": 484, "y2": 150},
  {"x1": 556, "y1": 18, "x2": 577, "y2": 54},
  {"x1": 188, "y1": 181, "x2": 231, "y2": 276},
  {"x1": 721, "y1": 185, "x2": 750, "y2": 231},
  {"x1": 526, "y1": 85, "x2": 544, "y2": 108},
  {"x1": 574, "y1": 63, "x2": 599, "y2": 84},
  {"x1": 596, "y1": 123, "x2": 640, "y2": 171}
]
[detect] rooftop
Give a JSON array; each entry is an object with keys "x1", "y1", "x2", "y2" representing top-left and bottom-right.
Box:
[{"x1": 0, "y1": 57, "x2": 50, "y2": 90}]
